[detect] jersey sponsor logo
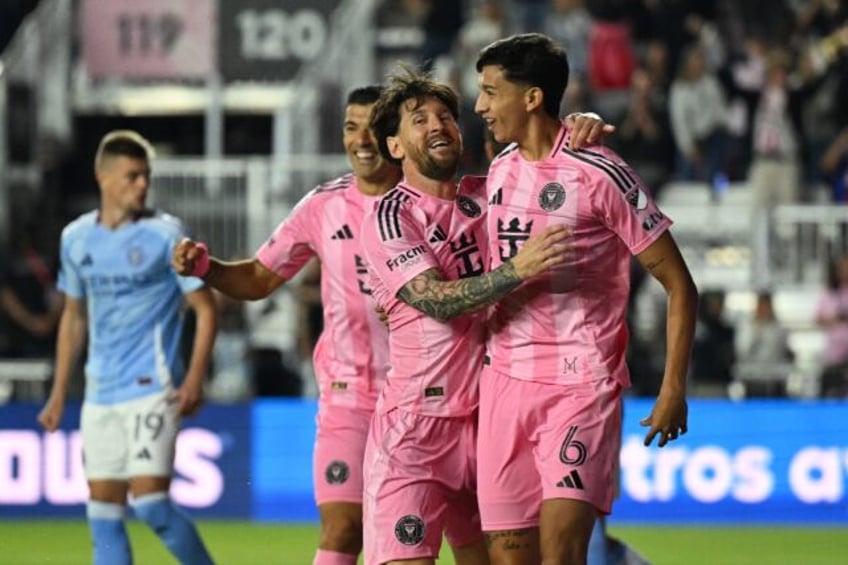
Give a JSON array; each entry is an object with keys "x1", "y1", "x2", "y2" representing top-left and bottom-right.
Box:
[
  {"x1": 559, "y1": 426, "x2": 587, "y2": 466},
  {"x1": 354, "y1": 255, "x2": 372, "y2": 295},
  {"x1": 331, "y1": 224, "x2": 354, "y2": 240},
  {"x1": 538, "y1": 182, "x2": 566, "y2": 212},
  {"x1": 457, "y1": 195, "x2": 482, "y2": 218},
  {"x1": 127, "y1": 246, "x2": 145, "y2": 266},
  {"x1": 626, "y1": 188, "x2": 648, "y2": 211},
  {"x1": 386, "y1": 245, "x2": 426, "y2": 271},
  {"x1": 429, "y1": 224, "x2": 447, "y2": 243},
  {"x1": 325, "y1": 460, "x2": 350, "y2": 485},
  {"x1": 496, "y1": 217, "x2": 534, "y2": 260},
  {"x1": 394, "y1": 514, "x2": 425, "y2": 545},
  {"x1": 450, "y1": 232, "x2": 484, "y2": 279},
  {"x1": 642, "y1": 211, "x2": 665, "y2": 231},
  {"x1": 556, "y1": 469, "x2": 585, "y2": 490}
]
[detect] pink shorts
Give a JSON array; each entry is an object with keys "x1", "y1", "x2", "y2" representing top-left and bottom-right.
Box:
[
  {"x1": 313, "y1": 404, "x2": 372, "y2": 506},
  {"x1": 477, "y1": 366, "x2": 622, "y2": 531},
  {"x1": 363, "y1": 409, "x2": 482, "y2": 564}
]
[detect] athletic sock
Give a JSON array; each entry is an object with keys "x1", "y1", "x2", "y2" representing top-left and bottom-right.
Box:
[
  {"x1": 313, "y1": 548, "x2": 358, "y2": 565},
  {"x1": 132, "y1": 492, "x2": 214, "y2": 565},
  {"x1": 87, "y1": 500, "x2": 132, "y2": 565}
]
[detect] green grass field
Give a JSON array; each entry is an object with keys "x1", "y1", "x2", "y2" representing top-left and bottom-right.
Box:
[{"x1": 2, "y1": 521, "x2": 846, "y2": 564}]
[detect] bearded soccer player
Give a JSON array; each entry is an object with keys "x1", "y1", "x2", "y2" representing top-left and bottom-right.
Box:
[
  {"x1": 474, "y1": 33, "x2": 699, "y2": 564},
  {"x1": 359, "y1": 68, "x2": 574, "y2": 565}
]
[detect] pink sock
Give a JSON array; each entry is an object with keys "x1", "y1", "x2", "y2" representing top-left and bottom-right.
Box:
[{"x1": 313, "y1": 549, "x2": 358, "y2": 565}]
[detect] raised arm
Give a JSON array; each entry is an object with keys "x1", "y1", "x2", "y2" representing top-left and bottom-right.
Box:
[
  {"x1": 172, "y1": 238, "x2": 286, "y2": 301},
  {"x1": 397, "y1": 224, "x2": 569, "y2": 321}
]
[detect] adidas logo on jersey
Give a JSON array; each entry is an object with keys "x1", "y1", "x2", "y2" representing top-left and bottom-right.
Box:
[
  {"x1": 135, "y1": 448, "x2": 152, "y2": 460},
  {"x1": 81, "y1": 254, "x2": 93, "y2": 267},
  {"x1": 331, "y1": 224, "x2": 354, "y2": 240},
  {"x1": 429, "y1": 225, "x2": 447, "y2": 243},
  {"x1": 556, "y1": 470, "x2": 584, "y2": 490}
]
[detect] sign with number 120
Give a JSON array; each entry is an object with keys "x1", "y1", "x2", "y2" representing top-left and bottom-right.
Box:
[{"x1": 81, "y1": 0, "x2": 216, "y2": 79}]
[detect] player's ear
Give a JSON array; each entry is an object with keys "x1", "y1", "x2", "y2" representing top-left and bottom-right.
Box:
[
  {"x1": 387, "y1": 135, "x2": 404, "y2": 161},
  {"x1": 525, "y1": 86, "x2": 543, "y2": 113}
]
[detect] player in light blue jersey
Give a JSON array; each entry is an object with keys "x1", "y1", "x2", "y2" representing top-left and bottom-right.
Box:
[{"x1": 38, "y1": 130, "x2": 218, "y2": 565}]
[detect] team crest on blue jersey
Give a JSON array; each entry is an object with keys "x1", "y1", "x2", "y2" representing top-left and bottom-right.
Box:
[
  {"x1": 395, "y1": 515, "x2": 425, "y2": 545},
  {"x1": 325, "y1": 460, "x2": 350, "y2": 485},
  {"x1": 538, "y1": 183, "x2": 566, "y2": 211},
  {"x1": 457, "y1": 195, "x2": 482, "y2": 218},
  {"x1": 127, "y1": 247, "x2": 145, "y2": 266}
]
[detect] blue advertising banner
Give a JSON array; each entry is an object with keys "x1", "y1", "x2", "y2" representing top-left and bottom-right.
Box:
[
  {"x1": 613, "y1": 399, "x2": 848, "y2": 524},
  {"x1": 0, "y1": 403, "x2": 252, "y2": 518},
  {"x1": 251, "y1": 398, "x2": 318, "y2": 521},
  {"x1": 4, "y1": 399, "x2": 847, "y2": 523}
]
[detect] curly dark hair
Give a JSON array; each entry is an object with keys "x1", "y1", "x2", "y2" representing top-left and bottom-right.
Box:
[{"x1": 369, "y1": 66, "x2": 459, "y2": 166}]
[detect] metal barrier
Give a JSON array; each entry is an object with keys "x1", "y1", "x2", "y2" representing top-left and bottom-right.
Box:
[{"x1": 151, "y1": 155, "x2": 349, "y2": 259}]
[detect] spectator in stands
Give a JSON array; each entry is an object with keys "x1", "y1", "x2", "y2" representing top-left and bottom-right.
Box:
[
  {"x1": 0, "y1": 225, "x2": 62, "y2": 360},
  {"x1": 669, "y1": 43, "x2": 729, "y2": 185},
  {"x1": 734, "y1": 291, "x2": 794, "y2": 397},
  {"x1": 691, "y1": 289, "x2": 736, "y2": 397},
  {"x1": 816, "y1": 254, "x2": 848, "y2": 397},
  {"x1": 820, "y1": 125, "x2": 848, "y2": 202},
  {"x1": 612, "y1": 66, "x2": 674, "y2": 196},
  {"x1": 415, "y1": 0, "x2": 465, "y2": 71}
]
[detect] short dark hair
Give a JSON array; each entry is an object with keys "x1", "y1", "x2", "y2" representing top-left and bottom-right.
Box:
[
  {"x1": 346, "y1": 85, "x2": 384, "y2": 107},
  {"x1": 476, "y1": 33, "x2": 569, "y2": 119},
  {"x1": 369, "y1": 66, "x2": 459, "y2": 166},
  {"x1": 94, "y1": 130, "x2": 154, "y2": 171}
]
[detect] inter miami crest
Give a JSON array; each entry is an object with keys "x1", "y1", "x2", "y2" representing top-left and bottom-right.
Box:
[
  {"x1": 457, "y1": 195, "x2": 482, "y2": 218},
  {"x1": 394, "y1": 514, "x2": 425, "y2": 545},
  {"x1": 325, "y1": 460, "x2": 350, "y2": 485},
  {"x1": 538, "y1": 182, "x2": 566, "y2": 212}
]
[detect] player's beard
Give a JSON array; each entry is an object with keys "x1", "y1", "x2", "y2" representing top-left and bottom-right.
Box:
[{"x1": 408, "y1": 143, "x2": 460, "y2": 182}]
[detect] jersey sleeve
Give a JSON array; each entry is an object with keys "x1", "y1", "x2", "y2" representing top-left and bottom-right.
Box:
[
  {"x1": 57, "y1": 231, "x2": 85, "y2": 299},
  {"x1": 255, "y1": 190, "x2": 317, "y2": 280},
  {"x1": 362, "y1": 201, "x2": 439, "y2": 299},
  {"x1": 590, "y1": 151, "x2": 673, "y2": 255}
]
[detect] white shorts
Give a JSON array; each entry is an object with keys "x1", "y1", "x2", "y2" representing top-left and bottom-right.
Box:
[{"x1": 81, "y1": 390, "x2": 180, "y2": 481}]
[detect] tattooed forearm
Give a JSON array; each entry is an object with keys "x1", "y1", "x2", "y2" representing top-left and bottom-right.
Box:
[{"x1": 397, "y1": 262, "x2": 523, "y2": 321}]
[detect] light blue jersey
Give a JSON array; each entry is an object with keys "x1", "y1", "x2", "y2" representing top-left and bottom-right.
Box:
[{"x1": 58, "y1": 210, "x2": 204, "y2": 404}]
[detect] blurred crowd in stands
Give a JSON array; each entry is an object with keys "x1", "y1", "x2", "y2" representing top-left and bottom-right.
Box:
[{"x1": 4, "y1": 0, "x2": 848, "y2": 403}]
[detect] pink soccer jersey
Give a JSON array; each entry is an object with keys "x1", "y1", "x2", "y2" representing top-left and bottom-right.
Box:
[
  {"x1": 361, "y1": 176, "x2": 489, "y2": 417},
  {"x1": 485, "y1": 125, "x2": 672, "y2": 386},
  {"x1": 256, "y1": 173, "x2": 389, "y2": 410}
]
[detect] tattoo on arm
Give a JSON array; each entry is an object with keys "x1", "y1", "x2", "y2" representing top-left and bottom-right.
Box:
[
  {"x1": 397, "y1": 263, "x2": 522, "y2": 321},
  {"x1": 644, "y1": 257, "x2": 666, "y2": 272}
]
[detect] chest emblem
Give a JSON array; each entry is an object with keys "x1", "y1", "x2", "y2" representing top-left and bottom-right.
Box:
[
  {"x1": 457, "y1": 195, "x2": 482, "y2": 218},
  {"x1": 538, "y1": 182, "x2": 566, "y2": 212},
  {"x1": 127, "y1": 246, "x2": 145, "y2": 266}
]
